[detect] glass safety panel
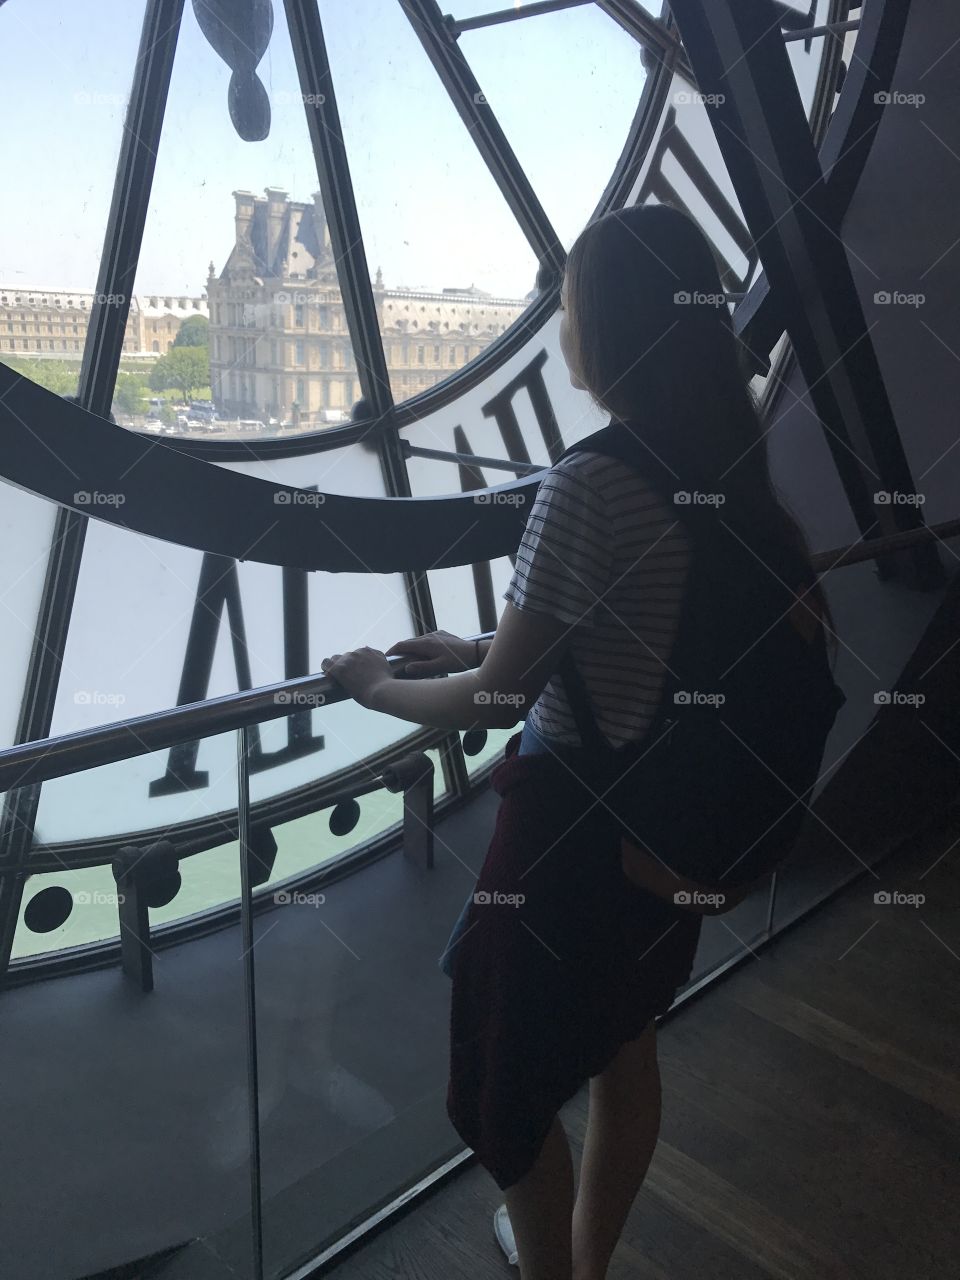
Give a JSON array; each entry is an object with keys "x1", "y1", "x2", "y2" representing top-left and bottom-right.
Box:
[
  {"x1": 2, "y1": 732, "x2": 257, "y2": 1280},
  {"x1": 245, "y1": 718, "x2": 479, "y2": 1277}
]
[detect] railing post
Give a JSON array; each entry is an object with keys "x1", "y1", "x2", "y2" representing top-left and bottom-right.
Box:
[
  {"x1": 381, "y1": 753, "x2": 436, "y2": 870},
  {"x1": 112, "y1": 839, "x2": 179, "y2": 993}
]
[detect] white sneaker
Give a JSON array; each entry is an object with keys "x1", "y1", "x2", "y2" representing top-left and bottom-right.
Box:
[{"x1": 493, "y1": 1203, "x2": 519, "y2": 1266}]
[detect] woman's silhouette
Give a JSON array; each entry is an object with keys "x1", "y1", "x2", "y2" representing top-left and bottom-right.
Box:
[{"x1": 322, "y1": 204, "x2": 830, "y2": 1280}]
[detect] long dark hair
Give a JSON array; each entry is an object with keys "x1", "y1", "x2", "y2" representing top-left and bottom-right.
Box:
[{"x1": 564, "y1": 203, "x2": 833, "y2": 643}]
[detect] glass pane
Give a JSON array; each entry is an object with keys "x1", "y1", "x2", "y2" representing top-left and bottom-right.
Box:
[
  {"x1": 117, "y1": 1, "x2": 362, "y2": 438},
  {"x1": 323, "y1": 0, "x2": 540, "y2": 404},
  {"x1": 464, "y1": 725, "x2": 515, "y2": 775},
  {"x1": 40, "y1": 518, "x2": 419, "y2": 845},
  {"x1": 214, "y1": 435, "x2": 391, "y2": 497},
  {"x1": 460, "y1": 4, "x2": 651, "y2": 249},
  {"x1": 451, "y1": 0, "x2": 664, "y2": 14},
  {"x1": 2, "y1": 734, "x2": 255, "y2": 1280},
  {"x1": 0, "y1": 482, "x2": 61, "y2": 750},
  {"x1": 401, "y1": 308, "x2": 608, "y2": 497},
  {"x1": 25, "y1": 731, "x2": 242, "y2": 936},
  {"x1": 783, "y1": 0, "x2": 835, "y2": 122},
  {"x1": 250, "y1": 732, "x2": 473, "y2": 1277},
  {"x1": 0, "y1": 1, "x2": 147, "y2": 399},
  {"x1": 247, "y1": 716, "x2": 450, "y2": 892}
]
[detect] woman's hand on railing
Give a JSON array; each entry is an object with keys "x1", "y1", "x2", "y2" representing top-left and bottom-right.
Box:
[{"x1": 385, "y1": 629, "x2": 477, "y2": 677}]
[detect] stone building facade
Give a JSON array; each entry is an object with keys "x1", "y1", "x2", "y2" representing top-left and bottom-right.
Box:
[
  {"x1": 206, "y1": 188, "x2": 531, "y2": 426},
  {"x1": 0, "y1": 288, "x2": 208, "y2": 358}
]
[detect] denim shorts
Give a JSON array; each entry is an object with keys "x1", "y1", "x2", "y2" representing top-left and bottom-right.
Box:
[{"x1": 438, "y1": 718, "x2": 567, "y2": 979}]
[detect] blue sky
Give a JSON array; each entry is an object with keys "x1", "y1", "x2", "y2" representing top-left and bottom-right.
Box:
[{"x1": 0, "y1": 0, "x2": 649, "y2": 299}]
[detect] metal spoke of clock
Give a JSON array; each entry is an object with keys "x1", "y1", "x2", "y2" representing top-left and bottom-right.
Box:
[
  {"x1": 403, "y1": 444, "x2": 547, "y2": 476},
  {"x1": 447, "y1": 0, "x2": 593, "y2": 35},
  {"x1": 399, "y1": 0, "x2": 566, "y2": 283},
  {"x1": 283, "y1": 0, "x2": 469, "y2": 798},
  {"x1": 782, "y1": 18, "x2": 859, "y2": 41},
  {"x1": 596, "y1": 0, "x2": 696, "y2": 85},
  {"x1": 668, "y1": 0, "x2": 942, "y2": 589}
]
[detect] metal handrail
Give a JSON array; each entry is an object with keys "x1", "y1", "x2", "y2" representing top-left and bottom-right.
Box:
[{"x1": 0, "y1": 515, "x2": 957, "y2": 796}]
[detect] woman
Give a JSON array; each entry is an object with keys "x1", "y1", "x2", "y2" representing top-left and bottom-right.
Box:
[{"x1": 321, "y1": 204, "x2": 831, "y2": 1280}]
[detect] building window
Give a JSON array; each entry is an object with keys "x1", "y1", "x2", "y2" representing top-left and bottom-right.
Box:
[
  {"x1": 294, "y1": 303, "x2": 305, "y2": 327},
  {"x1": 296, "y1": 378, "x2": 305, "y2": 403},
  {"x1": 295, "y1": 340, "x2": 304, "y2": 365},
  {"x1": 449, "y1": 346, "x2": 457, "y2": 364},
  {"x1": 417, "y1": 346, "x2": 425, "y2": 364},
  {"x1": 433, "y1": 344, "x2": 440, "y2": 363},
  {"x1": 152, "y1": 340, "x2": 159, "y2": 352},
  {"x1": 270, "y1": 340, "x2": 277, "y2": 365}
]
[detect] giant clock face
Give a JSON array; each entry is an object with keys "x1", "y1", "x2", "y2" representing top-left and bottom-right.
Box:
[{"x1": 0, "y1": 0, "x2": 849, "y2": 959}]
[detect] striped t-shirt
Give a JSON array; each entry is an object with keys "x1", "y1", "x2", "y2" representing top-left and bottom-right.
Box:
[{"x1": 503, "y1": 449, "x2": 692, "y2": 748}]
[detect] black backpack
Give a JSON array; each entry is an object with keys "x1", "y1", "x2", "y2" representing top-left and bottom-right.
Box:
[{"x1": 552, "y1": 420, "x2": 847, "y2": 908}]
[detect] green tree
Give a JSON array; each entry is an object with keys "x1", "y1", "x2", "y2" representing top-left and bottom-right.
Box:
[
  {"x1": 113, "y1": 373, "x2": 148, "y2": 416},
  {"x1": 173, "y1": 314, "x2": 209, "y2": 349},
  {"x1": 149, "y1": 346, "x2": 209, "y2": 401},
  {"x1": 2, "y1": 357, "x2": 79, "y2": 397}
]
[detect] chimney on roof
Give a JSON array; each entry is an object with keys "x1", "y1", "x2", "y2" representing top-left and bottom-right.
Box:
[
  {"x1": 311, "y1": 191, "x2": 331, "y2": 255},
  {"x1": 265, "y1": 187, "x2": 289, "y2": 267},
  {"x1": 233, "y1": 190, "x2": 256, "y2": 249}
]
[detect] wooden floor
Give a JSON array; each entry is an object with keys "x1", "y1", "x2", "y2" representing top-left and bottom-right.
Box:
[{"x1": 327, "y1": 813, "x2": 960, "y2": 1280}]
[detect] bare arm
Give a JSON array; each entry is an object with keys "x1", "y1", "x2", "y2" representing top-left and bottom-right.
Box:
[{"x1": 322, "y1": 604, "x2": 571, "y2": 731}]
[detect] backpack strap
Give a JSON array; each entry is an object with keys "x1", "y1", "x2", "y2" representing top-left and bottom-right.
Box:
[{"x1": 556, "y1": 648, "x2": 610, "y2": 756}]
